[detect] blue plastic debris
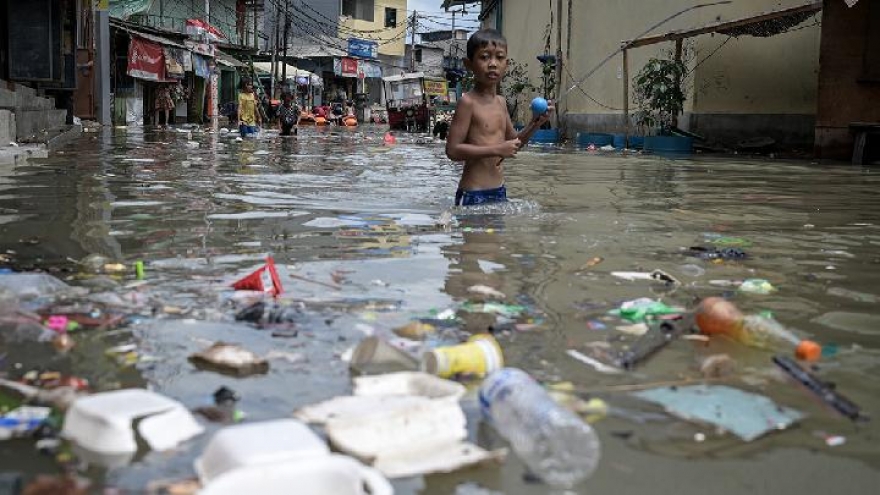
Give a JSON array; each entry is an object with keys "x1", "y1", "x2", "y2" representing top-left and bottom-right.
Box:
[{"x1": 633, "y1": 385, "x2": 804, "y2": 441}]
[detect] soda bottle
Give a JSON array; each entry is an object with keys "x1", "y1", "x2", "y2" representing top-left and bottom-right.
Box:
[
  {"x1": 695, "y1": 297, "x2": 821, "y2": 361},
  {"x1": 479, "y1": 368, "x2": 601, "y2": 487}
]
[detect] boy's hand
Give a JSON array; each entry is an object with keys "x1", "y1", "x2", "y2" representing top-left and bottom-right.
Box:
[
  {"x1": 498, "y1": 138, "x2": 522, "y2": 158},
  {"x1": 533, "y1": 100, "x2": 556, "y2": 127}
]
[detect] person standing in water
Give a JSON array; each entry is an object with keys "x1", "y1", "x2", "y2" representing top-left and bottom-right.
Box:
[
  {"x1": 445, "y1": 29, "x2": 553, "y2": 206},
  {"x1": 276, "y1": 92, "x2": 298, "y2": 136},
  {"x1": 238, "y1": 78, "x2": 262, "y2": 137}
]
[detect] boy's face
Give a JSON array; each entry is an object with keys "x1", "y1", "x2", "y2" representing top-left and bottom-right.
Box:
[{"x1": 466, "y1": 42, "x2": 508, "y2": 85}]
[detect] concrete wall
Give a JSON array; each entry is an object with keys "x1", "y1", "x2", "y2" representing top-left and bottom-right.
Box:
[
  {"x1": 814, "y1": 0, "x2": 880, "y2": 160},
  {"x1": 406, "y1": 45, "x2": 445, "y2": 77},
  {"x1": 491, "y1": 0, "x2": 821, "y2": 146},
  {"x1": 340, "y1": 0, "x2": 407, "y2": 56}
]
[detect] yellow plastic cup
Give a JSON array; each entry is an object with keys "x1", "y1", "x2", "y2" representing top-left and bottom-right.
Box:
[{"x1": 421, "y1": 334, "x2": 504, "y2": 378}]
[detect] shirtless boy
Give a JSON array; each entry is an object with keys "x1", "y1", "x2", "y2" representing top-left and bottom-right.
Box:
[{"x1": 445, "y1": 29, "x2": 553, "y2": 206}]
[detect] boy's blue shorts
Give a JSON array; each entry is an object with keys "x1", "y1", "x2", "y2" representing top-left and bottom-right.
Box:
[
  {"x1": 455, "y1": 185, "x2": 508, "y2": 206},
  {"x1": 239, "y1": 124, "x2": 259, "y2": 137}
]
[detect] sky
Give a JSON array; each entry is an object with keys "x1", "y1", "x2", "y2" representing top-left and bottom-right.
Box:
[{"x1": 405, "y1": 0, "x2": 481, "y2": 33}]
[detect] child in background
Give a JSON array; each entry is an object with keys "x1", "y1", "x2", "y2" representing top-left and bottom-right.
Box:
[
  {"x1": 238, "y1": 78, "x2": 262, "y2": 137},
  {"x1": 445, "y1": 29, "x2": 553, "y2": 206},
  {"x1": 277, "y1": 93, "x2": 298, "y2": 136}
]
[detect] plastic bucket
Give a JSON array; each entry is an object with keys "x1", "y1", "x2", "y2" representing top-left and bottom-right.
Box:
[
  {"x1": 643, "y1": 135, "x2": 694, "y2": 155},
  {"x1": 612, "y1": 133, "x2": 627, "y2": 149},
  {"x1": 421, "y1": 334, "x2": 504, "y2": 378},
  {"x1": 531, "y1": 129, "x2": 559, "y2": 144},
  {"x1": 577, "y1": 133, "x2": 613, "y2": 148},
  {"x1": 199, "y1": 454, "x2": 393, "y2": 495}
]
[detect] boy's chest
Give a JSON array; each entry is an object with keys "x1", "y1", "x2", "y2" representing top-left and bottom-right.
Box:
[{"x1": 470, "y1": 105, "x2": 507, "y2": 135}]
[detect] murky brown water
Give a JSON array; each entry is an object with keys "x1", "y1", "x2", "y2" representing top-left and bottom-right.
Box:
[{"x1": 1, "y1": 126, "x2": 879, "y2": 494}]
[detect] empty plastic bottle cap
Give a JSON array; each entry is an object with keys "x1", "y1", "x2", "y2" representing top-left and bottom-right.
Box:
[{"x1": 796, "y1": 340, "x2": 822, "y2": 362}]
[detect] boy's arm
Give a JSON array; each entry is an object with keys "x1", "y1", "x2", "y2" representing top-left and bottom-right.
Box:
[{"x1": 446, "y1": 95, "x2": 519, "y2": 161}]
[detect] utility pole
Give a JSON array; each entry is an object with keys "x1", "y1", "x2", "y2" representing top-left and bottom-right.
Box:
[
  {"x1": 159, "y1": 0, "x2": 164, "y2": 28},
  {"x1": 271, "y1": 2, "x2": 280, "y2": 100},
  {"x1": 282, "y1": 1, "x2": 290, "y2": 84},
  {"x1": 205, "y1": 0, "x2": 210, "y2": 24},
  {"x1": 555, "y1": 0, "x2": 563, "y2": 102},
  {"x1": 409, "y1": 11, "x2": 417, "y2": 72}
]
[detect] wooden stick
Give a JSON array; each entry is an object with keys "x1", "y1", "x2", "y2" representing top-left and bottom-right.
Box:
[
  {"x1": 287, "y1": 273, "x2": 341, "y2": 290},
  {"x1": 559, "y1": 376, "x2": 728, "y2": 395}
]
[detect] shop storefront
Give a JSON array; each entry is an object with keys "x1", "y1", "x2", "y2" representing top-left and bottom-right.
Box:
[{"x1": 110, "y1": 20, "x2": 225, "y2": 126}]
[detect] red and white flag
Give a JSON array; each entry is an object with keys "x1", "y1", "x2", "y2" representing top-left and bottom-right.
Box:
[{"x1": 185, "y1": 19, "x2": 227, "y2": 42}]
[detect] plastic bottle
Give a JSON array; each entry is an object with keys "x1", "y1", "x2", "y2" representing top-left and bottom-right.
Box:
[
  {"x1": 695, "y1": 297, "x2": 821, "y2": 361},
  {"x1": 479, "y1": 368, "x2": 601, "y2": 487}
]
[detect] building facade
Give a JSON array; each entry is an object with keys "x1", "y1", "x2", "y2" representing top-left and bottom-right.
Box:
[
  {"x1": 477, "y1": 0, "x2": 822, "y2": 147},
  {"x1": 340, "y1": 0, "x2": 408, "y2": 57}
]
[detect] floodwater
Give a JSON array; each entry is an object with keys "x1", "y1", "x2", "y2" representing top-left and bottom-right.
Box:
[{"x1": 1, "y1": 125, "x2": 879, "y2": 494}]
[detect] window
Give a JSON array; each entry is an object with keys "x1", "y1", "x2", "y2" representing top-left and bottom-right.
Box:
[
  {"x1": 342, "y1": 0, "x2": 374, "y2": 22},
  {"x1": 385, "y1": 7, "x2": 397, "y2": 28},
  {"x1": 415, "y1": 49, "x2": 422, "y2": 63}
]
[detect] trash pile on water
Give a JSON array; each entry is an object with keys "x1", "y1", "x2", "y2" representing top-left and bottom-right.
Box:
[{"x1": 0, "y1": 223, "x2": 872, "y2": 494}]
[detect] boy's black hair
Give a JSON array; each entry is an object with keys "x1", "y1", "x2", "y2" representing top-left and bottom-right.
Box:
[{"x1": 466, "y1": 28, "x2": 507, "y2": 60}]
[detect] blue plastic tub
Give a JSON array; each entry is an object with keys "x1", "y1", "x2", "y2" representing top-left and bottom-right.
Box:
[
  {"x1": 644, "y1": 135, "x2": 694, "y2": 155},
  {"x1": 531, "y1": 129, "x2": 560, "y2": 144},
  {"x1": 612, "y1": 134, "x2": 627, "y2": 149},
  {"x1": 577, "y1": 133, "x2": 613, "y2": 147},
  {"x1": 628, "y1": 135, "x2": 645, "y2": 149}
]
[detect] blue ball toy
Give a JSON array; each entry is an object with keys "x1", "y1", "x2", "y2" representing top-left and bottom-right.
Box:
[{"x1": 531, "y1": 97, "x2": 549, "y2": 116}]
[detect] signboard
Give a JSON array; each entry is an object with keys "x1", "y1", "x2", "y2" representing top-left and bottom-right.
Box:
[
  {"x1": 423, "y1": 79, "x2": 449, "y2": 97},
  {"x1": 334, "y1": 57, "x2": 359, "y2": 77},
  {"x1": 185, "y1": 40, "x2": 215, "y2": 58},
  {"x1": 359, "y1": 61, "x2": 382, "y2": 78},
  {"x1": 348, "y1": 38, "x2": 378, "y2": 59},
  {"x1": 127, "y1": 37, "x2": 165, "y2": 81}
]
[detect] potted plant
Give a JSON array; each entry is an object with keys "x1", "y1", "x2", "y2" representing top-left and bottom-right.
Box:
[
  {"x1": 632, "y1": 57, "x2": 692, "y2": 154},
  {"x1": 500, "y1": 59, "x2": 536, "y2": 130}
]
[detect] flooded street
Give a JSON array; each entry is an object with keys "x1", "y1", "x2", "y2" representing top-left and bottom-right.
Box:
[{"x1": 1, "y1": 125, "x2": 880, "y2": 494}]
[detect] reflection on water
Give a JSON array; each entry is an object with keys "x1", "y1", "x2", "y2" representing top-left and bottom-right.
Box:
[{"x1": 1, "y1": 126, "x2": 879, "y2": 493}]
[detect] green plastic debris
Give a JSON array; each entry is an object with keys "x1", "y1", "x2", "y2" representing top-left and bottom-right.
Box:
[
  {"x1": 738, "y1": 279, "x2": 776, "y2": 295},
  {"x1": 461, "y1": 302, "x2": 526, "y2": 318},
  {"x1": 711, "y1": 237, "x2": 752, "y2": 247},
  {"x1": 609, "y1": 298, "x2": 683, "y2": 322}
]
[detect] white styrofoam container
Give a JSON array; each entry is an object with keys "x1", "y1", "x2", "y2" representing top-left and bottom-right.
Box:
[
  {"x1": 195, "y1": 419, "x2": 330, "y2": 484},
  {"x1": 61, "y1": 389, "x2": 203, "y2": 455},
  {"x1": 198, "y1": 454, "x2": 393, "y2": 495},
  {"x1": 353, "y1": 372, "x2": 466, "y2": 401}
]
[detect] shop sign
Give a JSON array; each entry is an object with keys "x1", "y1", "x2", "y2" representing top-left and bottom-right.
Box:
[
  {"x1": 424, "y1": 79, "x2": 449, "y2": 96},
  {"x1": 185, "y1": 40, "x2": 215, "y2": 58},
  {"x1": 334, "y1": 57, "x2": 359, "y2": 78},
  {"x1": 359, "y1": 61, "x2": 383, "y2": 78},
  {"x1": 127, "y1": 37, "x2": 165, "y2": 81},
  {"x1": 348, "y1": 38, "x2": 378, "y2": 59}
]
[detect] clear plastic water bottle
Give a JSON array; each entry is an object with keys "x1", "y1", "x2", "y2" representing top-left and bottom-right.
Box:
[{"x1": 479, "y1": 368, "x2": 601, "y2": 487}]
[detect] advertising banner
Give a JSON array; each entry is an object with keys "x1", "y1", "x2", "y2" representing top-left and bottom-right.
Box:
[{"x1": 127, "y1": 37, "x2": 165, "y2": 81}]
